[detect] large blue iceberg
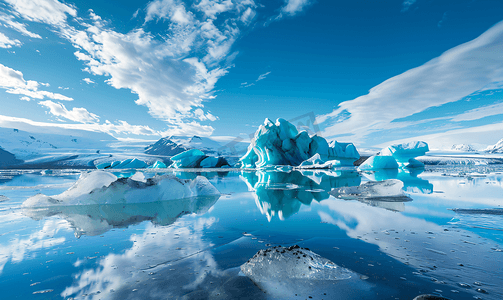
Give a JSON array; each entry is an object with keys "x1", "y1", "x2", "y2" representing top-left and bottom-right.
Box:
[
  {"x1": 358, "y1": 141, "x2": 428, "y2": 171},
  {"x1": 238, "y1": 118, "x2": 359, "y2": 168},
  {"x1": 169, "y1": 149, "x2": 230, "y2": 168}
]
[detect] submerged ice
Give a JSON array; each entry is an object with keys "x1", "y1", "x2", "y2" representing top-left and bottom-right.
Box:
[
  {"x1": 238, "y1": 118, "x2": 359, "y2": 168},
  {"x1": 330, "y1": 179, "x2": 411, "y2": 200},
  {"x1": 22, "y1": 170, "x2": 220, "y2": 207}
]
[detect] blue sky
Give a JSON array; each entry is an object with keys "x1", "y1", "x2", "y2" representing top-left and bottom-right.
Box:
[{"x1": 1, "y1": 0, "x2": 503, "y2": 148}]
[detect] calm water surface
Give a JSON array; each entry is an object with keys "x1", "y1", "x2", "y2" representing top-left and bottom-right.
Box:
[{"x1": 0, "y1": 166, "x2": 501, "y2": 300}]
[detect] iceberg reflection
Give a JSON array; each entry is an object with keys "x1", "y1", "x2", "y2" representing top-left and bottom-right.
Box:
[
  {"x1": 361, "y1": 168, "x2": 433, "y2": 194},
  {"x1": 240, "y1": 170, "x2": 361, "y2": 221},
  {"x1": 22, "y1": 196, "x2": 220, "y2": 238}
]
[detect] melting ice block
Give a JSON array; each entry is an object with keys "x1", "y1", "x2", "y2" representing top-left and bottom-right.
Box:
[
  {"x1": 330, "y1": 179, "x2": 410, "y2": 200},
  {"x1": 358, "y1": 155, "x2": 399, "y2": 171},
  {"x1": 22, "y1": 170, "x2": 220, "y2": 207},
  {"x1": 241, "y1": 245, "x2": 370, "y2": 299},
  {"x1": 148, "y1": 160, "x2": 167, "y2": 169},
  {"x1": 239, "y1": 118, "x2": 359, "y2": 168},
  {"x1": 381, "y1": 141, "x2": 429, "y2": 168},
  {"x1": 169, "y1": 149, "x2": 229, "y2": 168}
]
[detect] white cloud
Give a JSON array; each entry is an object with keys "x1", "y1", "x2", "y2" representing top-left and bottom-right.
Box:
[
  {"x1": 0, "y1": 12, "x2": 42, "y2": 38},
  {"x1": 256, "y1": 71, "x2": 271, "y2": 81},
  {"x1": 20, "y1": 96, "x2": 30, "y2": 101},
  {"x1": 0, "y1": 63, "x2": 73, "y2": 100},
  {"x1": 145, "y1": 0, "x2": 193, "y2": 24},
  {"x1": 0, "y1": 114, "x2": 160, "y2": 137},
  {"x1": 401, "y1": 0, "x2": 417, "y2": 12},
  {"x1": 451, "y1": 102, "x2": 503, "y2": 122},
  {"x1": 82, "y1": 78, "x2": 95, "y2": 84},
  {"x1": 39, "y1": 100, "x2": 100, "y2": 123},
  {"x1": 279, "y1": 0, "x2": 312, "y2": 17},
  {"x1": 4, "y1": 0, "x2": 76, "y2": 25},
  {"x1": 318, "y1": 20, "x2": 503, "y2": 145},
  {"x1": 0, "y1": 32, "x2": 21, "y2": 48}
]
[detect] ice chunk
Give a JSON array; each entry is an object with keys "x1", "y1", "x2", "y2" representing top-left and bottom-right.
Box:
[
  {"x1": 330, "y1": 179, "x2": 410, "y2": 200},
  {"x1": 22, "y1": 171, "x2": 220, "y2": 207},
  {"x1": 380, "y1": 141, "x2": 429, "y2": 168},
  {"x1": 169, "y1": 149, "x2": 229, "y2": 168},
  {"x1": 0, "y1": 195, "x2": 9, "y2": 202},
  {"x1": 239, "y1": 118, "x2": 359, "y2": 168},
  {"x1": 358, "y1": 155, "x2": 399, "y2": 171},
  {"x1": 148, "y1": 160, "x2": 167, "y2": 169},
  {"x1": 297, "y1": 153, "x2": 333, "y2": 169},
  {"x1": 96, "y1": 158, "x2": 148, "y2": 169},
  {"x1": 241, "y1": 245, "x2": 369, "y2": 299}
]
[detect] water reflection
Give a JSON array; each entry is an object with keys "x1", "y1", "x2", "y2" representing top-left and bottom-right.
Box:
[
  {"x1": 240, "y1": 170, "x2": 360, "y2": 221},
  {"x1": 361, "y1": 168, "x2": 433, "y2": 194},
  {"x1": 22, "y1": 195, "x2": 220, "y2": 238}
]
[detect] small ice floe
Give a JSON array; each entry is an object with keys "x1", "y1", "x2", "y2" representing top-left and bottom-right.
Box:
[
  {"x1": 330, "y1": 179, "x2": 411, "y2": 201},
  {"x1": 241, "y1": 245, "x2": 371, "y2": 299},
  {"x1": 22, "y1": 170, "x2": 220, "y2": 207},
  {"x1": 449, "y1": 208, "x2": 503, "y2": 215},
  {"x1": 0, "y1": 195, "x2": 9, "y2": 202}
]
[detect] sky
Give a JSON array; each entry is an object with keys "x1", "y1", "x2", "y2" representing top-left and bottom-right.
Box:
[{"x1": 1, "y1": 0, "x2": 503, "y2": 149}]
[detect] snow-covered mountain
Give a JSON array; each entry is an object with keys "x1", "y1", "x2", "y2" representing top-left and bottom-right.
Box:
[
  {"x1": 485, "y1": 139, "x2": 503, "y2": 153},
  {"x1": 0, "y1": 127, "x2": 116, "y2": 160},
  {"x1": 145, "y1": 135, "x2": 249, "y2": 157},
  {"x1": 451, "y1": 144, "x2": 477, "y2": 152},
  {"x1": 144, "y1": 137, "x2": 190, "y2": 156}
]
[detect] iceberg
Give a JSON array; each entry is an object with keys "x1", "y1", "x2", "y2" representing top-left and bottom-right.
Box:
[
  {"x1": 381, "y1": 141, "x2": 429, "y2": 168},
  {"x1": 239, "y1": 118, "x2": 359, "y2": 168},
  {"x1": 357, "y1": 155, "x2": 398, "y2": 171},
  {"x1": 169, "y1": 149, "x2": 230, "y2": 168},
  {"x1": 96, "y1": 158, "x2": 148, "y2": 169},
  {"x1": 358, "y1": 141, "x2": 429, "y2": 171},
  {"x1": 241, "y1": 245, "x2": 370, "y2": 299},
  {"x1": 22, "y1": 170, "x2": 220, "y2": 207},
  {"x1": 148, "y1": 160, "x2": 167, "y2": 169}
]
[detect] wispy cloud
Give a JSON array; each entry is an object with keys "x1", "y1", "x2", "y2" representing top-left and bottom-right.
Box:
[
  {"x1": 279, "y1": 0, "x2": 312, "y2": 17},
  {"x1": 39, "y1": 100, "x2": 100, "y2": 123},
  {"x1": 3, "y1": 0, "x2": 76, "y2": 25},
  {"x1": 317, "y1": 20, "x2": 503, "y2": 145},
  {"x1": 0, "y1": 63, "x2": 73, "y2": 100},
  {"x1": 0, "y1": 32, "x2": 21, "y2": 48},
  {"x1": 401, "y1": 0, "x2": 417, "y2": 12},
  {"x1": 256, "y1": 71, "x2": 271, "y2": 81},
  {"x1": 241, "y1": 71, "x2": 271, "y2": 88},
  {"x1": 83, "y1": 78, "x2": 95, "y2": 84},
  {"x1": 0, "y1": 12, "x2": 42, "y2": 38}
]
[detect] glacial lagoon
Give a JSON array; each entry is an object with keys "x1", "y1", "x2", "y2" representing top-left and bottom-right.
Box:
[{"x1": 0, "y1": 166, "x2": 502, "y2": 300}]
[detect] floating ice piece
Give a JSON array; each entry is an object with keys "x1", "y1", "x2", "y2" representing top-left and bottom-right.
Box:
[
  {"x1": 0, "y1": 195, "x2": 9, "y2": 202},
  {"x1": 449, "y1": 208, "x2": 503, "y2": 215},
  {"x1": 241, "y1": 245, "x2": 369, "y2": 299},
  {"x1": 381, "y1": 141, "x2": 429, "y2": 168},
  {"x1": 239, "y1": 118, "x2": 359, "y2": 168},
  {"x1": 22, "y1": 170, "x2": 220, "y2": 207},
  {"x1": 330, "y1": 179, "x2": 410, "y2": 200},
  {"x1": 96, "y1": 158, "x2": 148, "y2": 169},
  {"x1": 169, "y1": 149, "x2": 229, "y2": 168},
  {"x1": 358, "y1": 155, "x2": 398, "y2": 171},
  {"x1": 148, "y1": 160, "x2": 167, "y2": 169}
]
